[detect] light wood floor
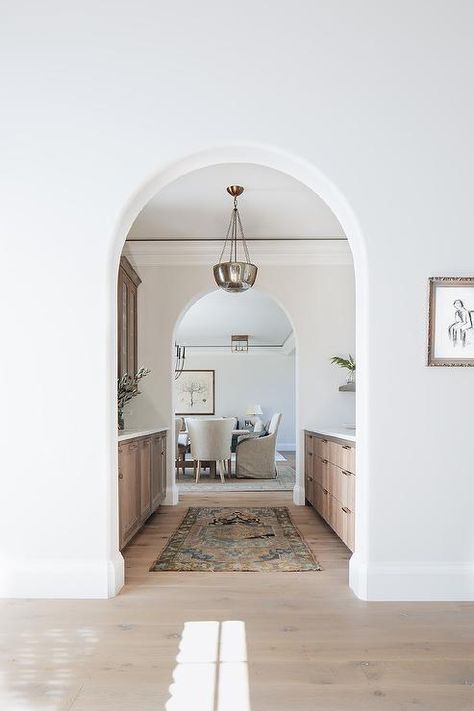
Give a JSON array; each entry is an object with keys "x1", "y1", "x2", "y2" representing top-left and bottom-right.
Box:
[{"x1": 2, "y1": 492, "x2": 474, "y2": 710}]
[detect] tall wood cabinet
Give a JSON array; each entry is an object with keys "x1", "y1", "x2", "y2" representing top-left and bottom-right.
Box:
[
  {"x1": 118, "y1": 430, "x2": 167, "y2": 550},
  {"x1": 305, "y1": 430, "x2": 356, "y2": 551},
  {"x1": 117, "y1": 256, "x2": 141, "y2": 378}
]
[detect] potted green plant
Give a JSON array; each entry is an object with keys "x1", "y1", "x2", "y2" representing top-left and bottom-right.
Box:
[
  {"x1": 330, "y1": 354, "x2": 356, "y2": 385},
  {"x1": 117, "y1": 367, "x2": 151, "y2": 430}
]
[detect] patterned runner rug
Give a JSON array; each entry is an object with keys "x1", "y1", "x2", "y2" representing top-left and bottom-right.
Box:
[{"x1": 150, "y1": 506, "x2": 321, "y2": 572}]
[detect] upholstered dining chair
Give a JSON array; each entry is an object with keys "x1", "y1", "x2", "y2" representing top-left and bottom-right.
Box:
[
  {"x1": 187, "y1": 418, "x2": 234, "y2": 483},
  {"x1": 235, "y1": 412, "x2": 282, "y2": 479}
]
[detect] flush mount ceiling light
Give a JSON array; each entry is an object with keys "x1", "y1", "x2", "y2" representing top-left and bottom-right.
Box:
[
  {"x1": 231, "y1": 334, "x2": 249, "y2": 353},
  {"x1": 213, "y1": 185, "x2": 258, "y2": 293}
]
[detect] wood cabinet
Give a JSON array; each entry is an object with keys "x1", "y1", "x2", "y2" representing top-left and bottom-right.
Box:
[
  {"x1": 151, "y1": 431, "x2": 167, "y2": 511},
  {"x1": 304, "y1": 431, "x2": 356, "y2": 552},
  {"x1": 117, "y1": 256, "x2": 141, "y2": 379},
  {"x1": 139, "y1": 437, "x2": 152, "y2": 521},
  {"x1": 118, "y1": 440, "x2": 140, "y2": 549},
  {"x1": 118, "y1": 429, "x2": 167, "y2": 550},
  {"x1": 304, "y1": 432, "x2": 315, "y2": 506}
]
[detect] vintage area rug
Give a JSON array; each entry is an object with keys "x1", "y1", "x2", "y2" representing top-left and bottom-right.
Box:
[{"x1": 150, "y1": 506, "x2": 322, "y2": 572}]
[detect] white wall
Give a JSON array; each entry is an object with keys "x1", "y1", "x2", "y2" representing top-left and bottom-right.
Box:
[
  {"x1": 2, "y1": 1, "x2": 474, "y2": 600},
  {"x1": 178, "y1": 352, "x2": 297, "y2": 448}
]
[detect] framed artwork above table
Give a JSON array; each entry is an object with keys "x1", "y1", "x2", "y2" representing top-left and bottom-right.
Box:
[{"x1": 175, "y1": 369, "x2": 215, "y2": 414}]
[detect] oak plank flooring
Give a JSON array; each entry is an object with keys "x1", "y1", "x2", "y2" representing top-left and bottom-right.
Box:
[{"x1": 1, "y1": 491, "x2": 473, "y2": 710}]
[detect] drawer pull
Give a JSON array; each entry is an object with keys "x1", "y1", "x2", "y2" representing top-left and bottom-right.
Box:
[
  {"x1": 322, "y1": 458, "x2": 328, "y2": 464},
  {"x1": 342, "y1": 445, "x2": 351, "y2": 450},
  {"x1": 118, "y1": 472, "x2": 123, "y2": 479},
  {"x1": 321, "y1": 439, "x2": 328, "y2": 443},
  {"x1": 323, "y1": 488, "x2": 328, "y2": 495},
  {"x1": 342, "y1": 470, "x2": 351, "y2": 477},
  {"x1": 342, "y1": 506, "x2": 351, "y2": 513},
  {"x1": 308, "y1": 452, "x2": 313, "y2": 456},
  {"x1": 308, "y1": 476, "x2": 313, "y2": 481}
]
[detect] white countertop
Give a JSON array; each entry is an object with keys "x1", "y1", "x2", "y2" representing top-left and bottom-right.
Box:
[
  {"x1": 118, "y1": 426, "x2": 168, "y2": 442},
  {"x1": 306, "y1": 426, "x2": 356, "y2": 443}
]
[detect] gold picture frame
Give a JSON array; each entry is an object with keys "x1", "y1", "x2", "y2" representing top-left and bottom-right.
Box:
[{"x1": 427, "y1": 277, "x2": 474, "y2": 366}]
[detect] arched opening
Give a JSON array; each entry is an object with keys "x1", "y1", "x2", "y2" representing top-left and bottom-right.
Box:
[
  {"x1": 111, "y1": 144, "x2": 367, "y2": 598},
  {"x1": 172, "y1": 286, "x2": 298, "y2": 496}
]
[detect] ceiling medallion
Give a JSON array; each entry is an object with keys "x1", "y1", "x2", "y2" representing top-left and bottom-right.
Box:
[{"x1": 213, "y1": 185, "x2": 258, "y2": 293}]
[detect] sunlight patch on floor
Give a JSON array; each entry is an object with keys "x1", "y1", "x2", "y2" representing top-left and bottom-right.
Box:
[{"x1": 166, "y1": 620, "x2": 251, "y2": 711}]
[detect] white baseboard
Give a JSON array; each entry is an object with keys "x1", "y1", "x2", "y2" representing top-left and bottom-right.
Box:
[
  {"x1": 293, "y1": 483, "x2": 305, "y2": 506},
  {"x1": 277, "y1": 443, "x2": 296, "y2": 451},
  {"x1": 164, "y1": 483, "x2": 179, "y2": 505},
  {"x1": 350, "y1": 557, "x2": 474, "y2": 601},
  {"x1": 0, "y1": 553, "x2": 124, "y2": 599}
]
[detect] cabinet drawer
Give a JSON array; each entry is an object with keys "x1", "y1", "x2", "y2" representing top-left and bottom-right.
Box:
[
  {"x1": 318, "y1": 485, "x2": 330, "y2": 522},
  {"x1": 328, "y1": 463, "x2": 355, "y2": 509},
  {"x1": 305, "y1": 432, "x2": 314, "y2": 454},
  {"x1": 305, "y1": 477, "x2": 314, "y2": 505},
  {"x1": 330, "y1": 497, "x2": 354, "y2": 551},
  {"x1": 328, "y1": 440, "x2": 355, "y2": 473},
  {"x1": 314, "y1": 436, "x2": 328, "y2": 459},
  {"x1": 305, "y1": 469, "x2": 314, "y2": 505},
  {"x1": 341, "y1": 504, "x2": 355, "y2": 551},
  {"x1": 313, "y1": 456, "x2": 328, "y2": 489},
  {"x1": 327, "y1": 494, "x2": 343, "y2": 539}
]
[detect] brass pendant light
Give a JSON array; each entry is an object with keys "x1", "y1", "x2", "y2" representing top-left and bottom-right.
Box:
[{"x1": 213, "y1": 186, "x2": 258, "y2": 293}]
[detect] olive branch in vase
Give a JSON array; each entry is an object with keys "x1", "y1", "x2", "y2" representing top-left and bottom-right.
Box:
[{"x1": 117, "y1": 367, "x2": 150, "y2": 430}]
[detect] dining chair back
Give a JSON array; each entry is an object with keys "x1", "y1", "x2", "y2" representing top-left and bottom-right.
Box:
[{"x1": 187, "y1": 418, "x2": 234, "y2": 483}]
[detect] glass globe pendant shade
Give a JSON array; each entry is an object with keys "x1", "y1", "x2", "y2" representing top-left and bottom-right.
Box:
[{"x1": 213, "y1": 185, "x2": 258, "y2": 293}]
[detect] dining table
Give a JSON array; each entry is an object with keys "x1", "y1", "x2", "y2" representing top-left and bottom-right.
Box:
[{"x1": 180, "y1": 428, "x2": 256, "y2": 477}]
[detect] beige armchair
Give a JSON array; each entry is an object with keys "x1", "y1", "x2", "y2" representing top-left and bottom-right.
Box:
[{"x1": 235, "y1": 413, "x2": 282, "y2": 479}]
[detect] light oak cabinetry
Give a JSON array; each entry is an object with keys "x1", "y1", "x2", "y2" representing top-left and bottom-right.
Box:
[
  {"x1": 151, "y1": 432, "x2": 167, "y2": 512},
  {"x1": 118, "y1": 440, "x2": 140, "y2": 548},
  {"x1": 139, "y1": 437, "x2": 152, "y2": 521},
  {"x1": 117, "y1": 256, "x2": 141, "y2": 378},
  {"x1": 118, "y1": 429, "x2": 167, "y2": 550},
  {"x1": 304, "y1": 430, "x2": 355, "y2": 551}
]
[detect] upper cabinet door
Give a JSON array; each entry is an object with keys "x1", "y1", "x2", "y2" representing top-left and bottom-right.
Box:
[{"x1": 117, "y1": 257, "x2": 141, "y2": 379}]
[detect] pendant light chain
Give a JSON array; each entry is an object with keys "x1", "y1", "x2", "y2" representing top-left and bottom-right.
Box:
[
  {"x1": 217, "y1": 194, "x2": 251, "y2": 265},
  {"x1": 218, "y1": 202, "x2": 235, "y2": 264},
  {"x1": 213, "y1": 185, "x2": 258, "y2": 293}
]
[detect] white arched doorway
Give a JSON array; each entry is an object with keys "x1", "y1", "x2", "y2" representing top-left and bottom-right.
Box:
[
  {"x1": 112, "y1": 144, "x2": 368, "y2": 598},
  {"x1": 171, "y1": 286, "x2": 299, "y2": 498}
]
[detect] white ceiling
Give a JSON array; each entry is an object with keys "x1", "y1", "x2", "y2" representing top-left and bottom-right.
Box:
[
  {"x1": 176, "y1": 288, "x2": 293, "y2": 348},
  {"x1": 128, "y1": 163, "x2": 345, "y2": 241}
]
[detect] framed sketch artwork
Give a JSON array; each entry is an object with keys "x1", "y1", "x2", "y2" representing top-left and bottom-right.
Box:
[
  {"x1": 175, "y1": 370, "x2": 215, "y2": 415},
  {"x1": 427, "y1": 277, "x2": 474, "y2": 366}
]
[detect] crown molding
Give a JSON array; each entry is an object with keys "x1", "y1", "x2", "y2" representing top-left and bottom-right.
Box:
[
  {"x1": 123, "y1": 239, "x2": 353, "y2": 267},
  {"x1": 184, "y1": 346, "x2": 291, "y2": 355},
  {"x1": 281, "y1": 331, "x2": 296, "y2": 355}
]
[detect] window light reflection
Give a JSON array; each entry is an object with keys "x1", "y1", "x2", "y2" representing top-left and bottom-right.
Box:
[{"x1": 166, "y1": 620, "x2": 251, "y2": 711}]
